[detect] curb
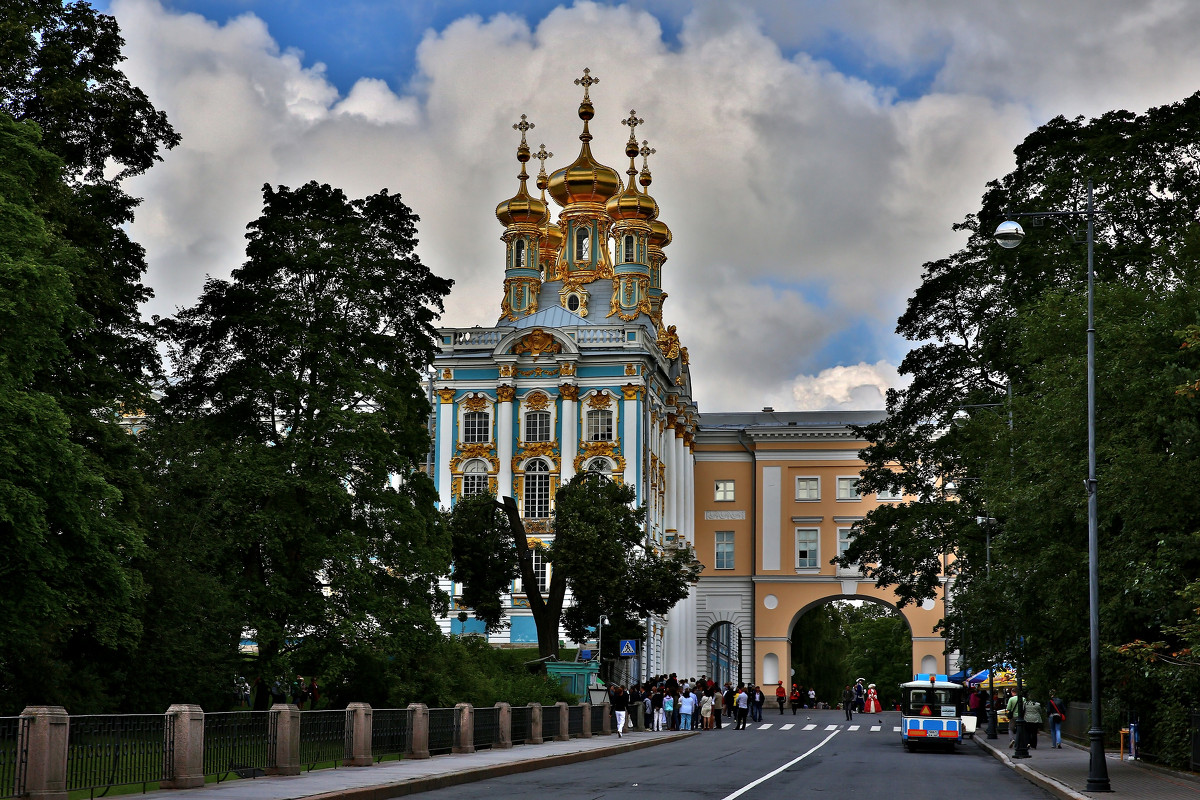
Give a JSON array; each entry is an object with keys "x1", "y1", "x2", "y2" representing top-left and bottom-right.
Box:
[
  {"x1": 974, "y1": 737, "x2": 1088, "y2": 800},
  {"x1": 304, "y1": 732, "x2": 700, "y2": 800}
]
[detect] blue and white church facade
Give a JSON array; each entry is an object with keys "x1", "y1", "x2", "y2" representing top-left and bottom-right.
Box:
[{"x1": 430, "y1": 71, "x2": 699, "y2": 677}]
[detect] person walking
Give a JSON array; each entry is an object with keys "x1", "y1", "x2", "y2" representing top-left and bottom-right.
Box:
[
  {"x1": 712, "y1": 685, "x2": 724, "y2": 729},
  {"x1": 864, "y1": 683, "x2": 882, "y2": 714},
  {"x1": 751, "y1": 685, "x2": 765, "y2": 722},
  {"x1": 700, "y1": 690, "x2": 714, "y2": 730},
  {"x1": 1047, "y1": 691, "x2": 1066, "y2": 748},
  {"x1": 808, "y1": 686, "x2": 817, "y2": 708},
  {"x1": 610, "y1": 685, "x2": 629, "y2": 738},
  {"x1": 789, "y1": 684, "x2": 802, "y2": 714},
  {"x1": 651, "y1": 687, "x2": 665, "y2": 731},
  {"x1": 1023, "y1": 697, "x2": 1043, "y2": 749},
  {"x1": 853, "y1": 678, "x2": 865, "y2": 713},
  {"x1": 663, "y1": 690, "x2": 675, "y2": 731},
  {"x1": 775, "y1": 681, "x2": 787, "y2": 714},
  {"x1": 842, "y1": 685, "x2": 855, "y2": 721},
  {"x1": 735, "y1": 685, "x2": 750, "y2": 729},
  {"x1": 678, "y1": 687, "x2": 696, "y2": 733}
]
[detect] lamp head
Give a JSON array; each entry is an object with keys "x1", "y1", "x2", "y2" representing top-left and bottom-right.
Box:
[{"x1": 994, "y1": 220, "x2": 1025, "y2": 249}]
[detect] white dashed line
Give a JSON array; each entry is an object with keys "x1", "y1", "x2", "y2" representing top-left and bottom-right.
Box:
[
  {"x1": 871, "y1": 725, "x2": 882, "y2": 732},
  {"x1": 849, "y1": 725, "x2": 860, "y2": 731},
  {"x1": 825, "y1": 725, "x2": 839, "y2": 731},
  {"x1": 758, "y1": 724, "x2": 772, "y2": 730},
  {"x1": 781, "y1": 724, "x2": 794, "y2": 730},
  {"x1": 893, "y1": 727, "x2": 902, "y2": 732}
]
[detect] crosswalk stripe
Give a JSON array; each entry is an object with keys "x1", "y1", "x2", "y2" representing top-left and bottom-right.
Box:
[
  {"x1": 825, "y1": 725, "x2": 839, "y2": 731},
  {"x1": 759, "y1": 724, "x2": 772, "y2": 730},
  {"x1": 871, "y1": 725, "x2": 881, "y2": 732},
  {"x1": 849, "y1": 725, "x2": 860, "y2": 731},
  {"x1": 781, "y1": 724, "x2": 794, "y2": 730},
  {"x1": 893, "y1": 727, "x2": 901, "y2": 732},
  {"x1": 803, "y1": 724, "x2": 817, "y2": 730}
]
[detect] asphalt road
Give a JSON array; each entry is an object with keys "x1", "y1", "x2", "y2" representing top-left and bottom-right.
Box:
[{"x1": 416, "y1": 709, "x2": 1053, "y2": 800}]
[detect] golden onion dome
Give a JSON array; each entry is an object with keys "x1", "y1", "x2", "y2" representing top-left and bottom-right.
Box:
[
  {"x1": 649, "y1": 218, "x2": 672, "y2": 250},
  {"x1": 534, "y1": 143, "x2": 562, "y2": 263},
  {"x1": 548, "y1": 69, "x2": 621, "y2": 208},
  {"x1": 496, "y1": 115, "x2": 547, "y2": 227},
  {"x1": 607, "y1": 118, "x2": 657, "y2": 222}
]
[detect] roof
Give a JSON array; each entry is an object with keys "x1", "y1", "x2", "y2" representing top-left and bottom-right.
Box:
[
  {"x1": 698, "y1": 410, "x2": 885, "y2": 429},
  {"x1": 508, "y1": 306, "x2": 589, "y2": 329}
]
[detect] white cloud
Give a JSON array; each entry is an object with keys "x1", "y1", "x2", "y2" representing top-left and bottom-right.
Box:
[{"x1": 110, "y1": 0, "x2": 1200, "y2": 410}]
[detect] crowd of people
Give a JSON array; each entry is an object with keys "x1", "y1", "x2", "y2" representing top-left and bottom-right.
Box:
[
  {"x1": 965, "y1": 686, "x2": 1067, "y2": 749},
  {"x1": 604, "y1": 674, "x2": 862, "y2": 735}
]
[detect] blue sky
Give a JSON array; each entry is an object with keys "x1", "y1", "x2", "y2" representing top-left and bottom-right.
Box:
[{"x1": 103, "y1": 0, "x2": 1200, "y2": 410}]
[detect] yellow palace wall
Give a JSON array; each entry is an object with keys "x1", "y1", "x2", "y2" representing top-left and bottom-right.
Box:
[{"x1": 691, "y1": 412, "x2": 948, "y2": 689}]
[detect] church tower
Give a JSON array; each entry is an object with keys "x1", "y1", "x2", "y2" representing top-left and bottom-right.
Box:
[{"x1": 432, "y1": 69, "x2": 699, "y2": 680}]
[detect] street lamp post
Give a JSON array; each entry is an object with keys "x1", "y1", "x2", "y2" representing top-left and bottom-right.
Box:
[{"x1": 995, "y1": 178, "x2": 1111, "y2": 791}]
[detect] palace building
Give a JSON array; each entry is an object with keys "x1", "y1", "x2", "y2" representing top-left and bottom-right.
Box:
[{"x1": 430, "y1": 69, "x2": 948, "y2": 685}]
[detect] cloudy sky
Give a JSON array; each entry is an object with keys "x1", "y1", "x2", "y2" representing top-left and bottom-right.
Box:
[{"x1": 97, "y1": 0, "x2": 1200, "y2": 412}]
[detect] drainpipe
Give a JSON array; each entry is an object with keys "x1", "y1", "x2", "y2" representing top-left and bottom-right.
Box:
[{"x1": 737, "y1": 428, "x2": 756, "y2": 684}]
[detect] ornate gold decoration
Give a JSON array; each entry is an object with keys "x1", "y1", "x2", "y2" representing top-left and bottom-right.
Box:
[
  {"x1": 442, "y1": 369, "x2": 453, "y2": 380},
  {"x1": 513, "y1": 328, "x2": 562, "y2": 360},
  {"x1": 560, "y1": 361, "x2": 576, "y2": 376},
  {"x1": 500, "y1": 293, "x2": 516, "y2": 323},
  {"x1": 574, "y1": 67, "x2": 598, "y2": 101},
  {"x1": 449, "y1": 442, "x2": 499, "y2": 474},
  {"x1": 676, "y1": 373, "x2": 687, "y2": 386},
  {"x1": 518, "y1": 367, "x2": 560, "y2": 378},
  {"x1": 524, "y1": 392, "x2": 550, "y2": 410},
  {"x1": 496, "y1": 385, "x2": 515, "y2": 403},
  {"x1": 512, "y1": 441, "x2": 561, "y2": 473},
  {"x1": 656, "y1": 324, "x2": 681, "y2": 359},
  {"x1": 499, "y1": 364, "x2": 514, "y2": 378},
  {"x1": 622, "y1": 383, "x2": 642, "y2": 401},
  {"x1": 674, "y1": 422, "x2": 686, "y2": 437},
  {"x1": 524, "y1": 519, "x2": 552, "y2": 535},
  {"x1": 559, "y1": 283, "x2": 590, "y2": 317},
  {"x1": 437, "y1": 388, "x2": 456, "y2": 404},
  {"x1": 574, "y1": 440, "x2": 625, "y2": 474},
  {"x1": 462, "y1": 394, "x2": 488, "y2": 412},
  {"x1": 666, "y1": 394, "x2": 678, "y2": 406},
  {"x1": 559, "y1": 384, "x2": 579, "y2": 402},
  {"x1": 625, "y1": 363, "x2": 638, "y2": 376},
  {"x1": 586, "y1": 392, "x2": 612, "y2": 409},
  {"x1": 680, "y1": 346, "x2": 690, "y2": 365},
  {"x1": 666, "y1": 413, "x2": 677, "y2": 428}
]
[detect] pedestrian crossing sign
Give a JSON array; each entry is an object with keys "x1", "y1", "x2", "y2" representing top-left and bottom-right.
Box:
[{"x1": 619, "y1": 640, "x2": 637, "y2": 657}]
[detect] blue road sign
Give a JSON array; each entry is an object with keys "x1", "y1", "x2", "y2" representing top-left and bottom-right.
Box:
[{"x1": 619, "y1": 639, "x2": 637, "y2": 657}]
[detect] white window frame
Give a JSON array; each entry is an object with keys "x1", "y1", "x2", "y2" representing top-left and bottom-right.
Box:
[
  {"x1": 715, "y1": 531, "x2": 734, "y2": 570},
  {"x1": 524, "y1": 410, "x2": 551, "y2": 443},
  {"x1": 462, "y1": 459, "x2": 488, "y2": 498},
  {"x1": 795, "y1": 476, "x2": 820, "y2": 501},
  {"x1": 523, "y1": 459, "x2": 551, "y2": 518},
  {"x1": 836, "y1": 476, "x2": 862, "y2": 501},
  {"x1": 714, "y1": 479, "x2": 735, "y2": 502},
  {"x1": 462, "y1": 410, "x2": 490, "y2": 444},
  {"x1": 837, "y1": 526, "x2": 860, "y2": 576},
  {"x1": 514, "y1": 547, "x2": 549, "y2": 594},
  {"x1": 876, "y1": 485, "x2": 903, "y2": 501},
  {"x1": 586, "y1": 408, "x2": 614, "y2": 442},
  {"x1": 795, "y1": 527, "x2": 819, "y2": 570}
]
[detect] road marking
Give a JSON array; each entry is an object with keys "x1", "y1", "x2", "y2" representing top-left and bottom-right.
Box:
[
  {"x1": 758, "y1": 724, "x2": 772, "y2": 730},
  {"x1": 871, "y1": 725, "x2": 882, "y2": 732},
  {"x1": 893, "y1": 726, "x2": 901, "y2": 732},
  {"x1": 720, "y1": 729, "x2": 841, "y2": 800},
  {"x1": 849, "y1": 725, "x2": 860, "y2": 731},
  {"x1": 803, "y1": 724, "x2": 816, "y2": 730},
  {"x1": 825, "y1": 724, "x2": 839, "y2": 731},
  {"x1": 781, "y1": 724, "x2": 794, "y2": 730}
]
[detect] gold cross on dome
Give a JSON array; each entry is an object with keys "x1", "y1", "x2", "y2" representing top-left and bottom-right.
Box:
[
  {"x1": 574, "y1": 67, "x2": 599, "y2": 101},
  {"x1": 639, "y1": 140, "x2": 656, "y2": 167},
  {"x1": 512, "y1": 114, "x2": 535, "y2": 144},
  {"x1": 622, "y1": 110, "x2": 644, "y2": 136},
  {"x1": 534, "y1": 143, "x2": 553, "y2": 170}
]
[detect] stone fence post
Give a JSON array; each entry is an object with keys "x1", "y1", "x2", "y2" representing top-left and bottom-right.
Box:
[
  {"x1": 494, "y1": 702, "x2": 513, "y2": 749},
  {"x1": 554, "y1": 702, "x2": 569, "y2": 741},
  {"x1": 162, "y1": 704, "x2": 204, "y2": 788},
  {"x1": 20, "y1": 706, "x2": 69, "y2": 800},
  {"x1": 269, "y1": 704, "x2": 300, "y2": 776},
  {"x1": 344, "y1": 703, "x2": 372, "y2": 766},
  {"x1": 407, "y1": 703, "x2": 430, "y2": 759},
  {"x1": 527, "y1": 702, "x2": 543, "y2": 745},
  {"x1": 632, "y1": 702, "x2": 644, "y2": 731},
  {"x1": 452, "y1": 703, "x2": 474, "y2": 754},
  {"x1": 601, "y1": 702, "x2": 612, "y2": 735},
  {"x1": 580, "y1": 703, "x2": 592, "y2": 738}
]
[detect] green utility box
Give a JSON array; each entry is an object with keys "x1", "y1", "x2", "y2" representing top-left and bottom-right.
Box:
[{"x1": 545, "y1": 661, "x2": 599, "y2": 701}]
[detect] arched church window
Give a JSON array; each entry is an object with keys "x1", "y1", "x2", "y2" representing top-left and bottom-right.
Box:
[
  {"x1": 515, "y1": 239, "x2": 526, "y2": 268},
  {"x1": 586, "y1": 409, "x2": 613, "y2": 442},
  {"x1": 524, "y1": 459, "x2": 551, "y2": 518},
  {"x1": 462, "y1": 459, "x2": 488, "y2": 497},
  {"x1": 706, "y1": 622, "x2": 739, "y2": 687},
  {"x1": 576, "y1": 228, "x2": 590, "y2": 261},
  {"x1": 587, "y1": 458, "x2": 612, "y2": 478},
  {"x1": 524, "y1": 411, "x2": 551, "y2": 443},
  {"x1": 624, "y1": 235, "x2": 634, "y2": 262}
]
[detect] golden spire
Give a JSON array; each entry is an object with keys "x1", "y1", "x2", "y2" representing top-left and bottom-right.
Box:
[
  {"x1": 639, "y1": 140, "x2": 656, "y2": 189},
  {"x1": 548, "y1": 67, "x2": 621, "y2": 208},
  {"x1": 608, "y1": 114, "x2": 656, "y2": 223},
  {"x1": 496, "y1": 113, "x2": 546, "y2": 227},
  {"x1": 534, "y1": 142, "x2": 562, "y2": 266},
  {"x1": 534, "y1": 142, "x2": 553, "y2": 193},
  {"x1": 574, "y1": 67, "x2": 598, "y2": 102}
]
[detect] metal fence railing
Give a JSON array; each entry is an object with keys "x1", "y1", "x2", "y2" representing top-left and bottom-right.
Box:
[
  {"x1": 472, "y1": 707, "x2": 499, "y2": 751},
  {"x1": 541, "y1": 706, "x2": 560, "y2": 740},
  {"x1": 0, "y1": 717, "x2": 28, "y2": 799},
  {"x1": 66, "y1": 714, "x2": 174, "y2": 798},
  {"x1": 510, "y1": 706, "x2": 529, "y2": 746},
  {"x1": 567, "y1": 705, "x2": 584, "y2": 738},
  {"x1": 203, "y1": 711, "x2": 276, "y2": 782},
  {"x1": 591, "y1": 704, "x2": 605, "y2": 735},
  {"x1": 370, "y1": 709, "x2": 409, "y2": 761},
  {"x1": 427, "y1": 708, "x2": 456, "y2": 756},
  {"x1": 298, "y1": 710, "x2": 351, "y2": 771}
]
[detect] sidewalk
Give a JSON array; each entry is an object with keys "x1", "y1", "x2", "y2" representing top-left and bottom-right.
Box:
[
  {"x1": 165, "y1": 730, "x2": 694, "y2": 800},
  {"x1": 976, "y1": 734, "x2": 1200, "y2": 799}
]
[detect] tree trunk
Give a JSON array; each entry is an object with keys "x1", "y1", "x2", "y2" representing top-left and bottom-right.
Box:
[{"x1": 500, "y1": 496, "x2": 563, "y2": 659}]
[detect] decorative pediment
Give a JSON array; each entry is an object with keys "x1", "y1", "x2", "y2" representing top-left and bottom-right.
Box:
[{"x1": 513, "y1": 328, "x2": 563, "y2": 360}]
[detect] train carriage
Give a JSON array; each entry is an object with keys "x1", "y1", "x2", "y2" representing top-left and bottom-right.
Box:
[{"x1": 899, "y1": 674, "x2": 969, "y2": 750}]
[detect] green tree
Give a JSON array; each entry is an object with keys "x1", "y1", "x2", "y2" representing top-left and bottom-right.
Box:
[
  {"x1": 448, "y1": 473, "x2": 700, "y2": 661},
  {"x1": 844, "y1": 92, "x2": 1200, "y2": 719},
  {"x1": 153, "y1": 181, "x2": 454, "y2": 696},
  {"x1": 790, "y1": 603, "x2": 847, "y2": 705},
  {"x1": 841, "y1": 604, "x2": 912, "y2": 709}
]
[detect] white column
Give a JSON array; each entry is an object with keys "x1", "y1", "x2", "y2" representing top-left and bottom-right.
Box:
[
  {"x1": 683, "y1": 430, "x2": 694, "y2": 545},
  {"x1": 674, "y1": 424, "x2": 697, "y2": 675},
  {"x1": 497, "y1": 386, "x2": 514, "y2": 501},
  {"x1": 437, "y1": 391, "x2": 454, "y2": 508},
  {"x1": 560, "y1": 385, "x2": 577, "y2": 485},
  {"x1": 621, "y1": 388, "x2": 638, "y2": 488}
]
